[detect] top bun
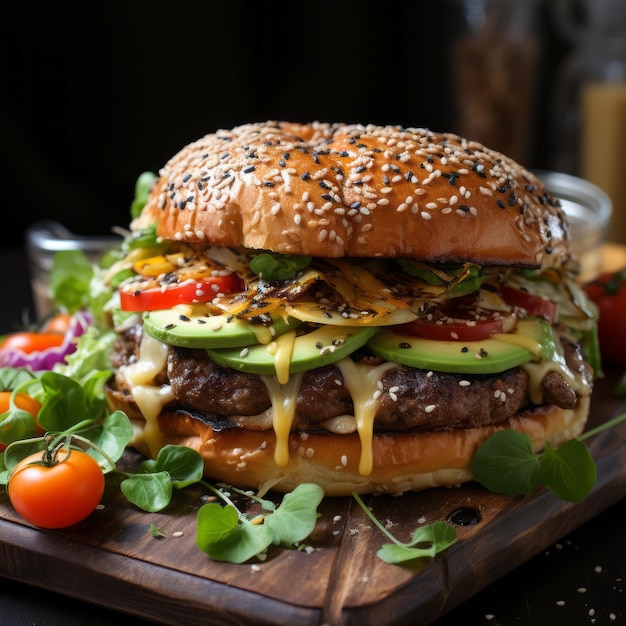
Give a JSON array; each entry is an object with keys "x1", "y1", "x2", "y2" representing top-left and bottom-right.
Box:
[{"x1": 136, "y1": 121, "x2": 571, "y2": 268}]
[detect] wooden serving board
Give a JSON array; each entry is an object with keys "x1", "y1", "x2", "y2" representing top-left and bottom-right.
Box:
[{"x1": 1, "y1": 371, "x2": 626, "y2": 626}]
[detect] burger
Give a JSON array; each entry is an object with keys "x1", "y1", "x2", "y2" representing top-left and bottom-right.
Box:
[{"x1": 103, "y1": 121, "x2": 598, "y2": 496}]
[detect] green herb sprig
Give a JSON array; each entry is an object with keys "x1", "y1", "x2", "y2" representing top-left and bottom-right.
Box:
[{"x1": 352, "y1": 492, "x2": 458, "y2": 564}]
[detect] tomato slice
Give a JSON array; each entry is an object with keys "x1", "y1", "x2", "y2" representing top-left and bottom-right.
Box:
[
  {"x1": 0, "y1": 332, "x2": 65, "y2": 354},
  {"x1": 119, "y1": 274, "x2": 243, "y2": 312},
  {"x1": 499, "y1": 285, "x2": 557, "y2": 323},
  {"x1": 396, "y1": 297, "x2": 516, "y2": 342},
  {"x1": 398, "y1": 315, "x2": 504, "y2": 342}
]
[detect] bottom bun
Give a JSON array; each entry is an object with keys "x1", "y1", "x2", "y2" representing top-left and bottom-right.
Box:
[{"x1": 110, "y1": 394, "x2": 590, "y2": 496}]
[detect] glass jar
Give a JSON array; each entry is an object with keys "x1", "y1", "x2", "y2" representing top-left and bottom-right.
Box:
[
  {"x1": 550, "y1": 0, "x2": 626, "y2": 243},
  {"x1": 447, "y1": 0, "x2": 541, "y2": 165}
]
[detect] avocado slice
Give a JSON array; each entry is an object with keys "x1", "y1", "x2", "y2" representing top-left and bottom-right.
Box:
[
  {"x1": 143, "y1": 307, "x2": 302, "y2": 349},
  {"x1": 366, "y1": 319, "x2": 555, "y2": 374},
  {"x1": 207, "y1": 325, "x2": 378, "y2": 377}
]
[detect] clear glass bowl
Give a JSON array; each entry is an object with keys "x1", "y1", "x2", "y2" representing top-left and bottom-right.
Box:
[{"x1": 534, "y1": 170, "x2": 613, "y2": 282}]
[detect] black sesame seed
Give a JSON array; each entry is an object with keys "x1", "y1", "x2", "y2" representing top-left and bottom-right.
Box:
[
  {"x1": 178, "y1": 314, "x2": 191, "y2": 322},
  {"x1": 243, "y1": 165, "x2": 256, "y2": 174},
  {"x1": 319, "y1": 181, "x2": 331, "y2": 190},
  {"x1": 182, "y1": 173, "x2": 192, "y2": 183},
  {"x1": 461, "y1": 346, "x2": 469, "y2": 353},
  {"x1": 283, "y1": 152, "x2": 290, "y2": 160},
  {"x1": 165, "y1": 323, "x2": 176, "y2": 329},
  {"x1": 302, "y1": 172, "x2": 311, "y2": 181},
  {"x1": 399, "y1": 342, "x2": 412, "y2": 349},
  {"x1": 321, "y1": 193, "x2": 333, "y2": 201},
  {"x1": 264, "y1": 181, "x2": 275, "y2": 187},
  {"x1": 496, "y1": 199, "x2": 506, "y2": 209}
]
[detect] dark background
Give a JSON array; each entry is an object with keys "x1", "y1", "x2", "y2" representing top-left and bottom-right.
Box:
[{"x1": 2, "y1": 0, "x2": 574, "y2": 245}]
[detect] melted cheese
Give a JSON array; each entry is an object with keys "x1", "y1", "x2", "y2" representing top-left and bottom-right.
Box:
[
  {"x1": 521, "y1": 350, "x2": 592, "y2": 404},
  {"x1": 266, "y1": 330, "x2": 297, "y2": 385},
  {"x1": 260, "y1": 373, "x2": 304, "y2": 466},
  {"x1": 336, "y1": 358, "x2": 399, "y2": 476},
  {"x1": 123, "y1": 332, "x2": 174, "y2": 458},
  {"x1": 491, "y1": 331, "x2": 542, "y2": 358}
]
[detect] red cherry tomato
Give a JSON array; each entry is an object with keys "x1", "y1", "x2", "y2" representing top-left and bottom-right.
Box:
[
  {"x1": 584, "y1": 269, "x2": 626, "y2": 367},
  {"x1": 0, "y1": 332, "x2": 65, "y2": 354},
  {"x1": 499, "y1": 285, "x2": 558, "y2": 323},
  {"x1": 8, "y1": 448, "x2": 105, "y2": 529},
  {"x1": 119, "y1": 275, "x2": 243, "y2": 312},
  {"x1": 0, "y1": 391, "x2": 44, "y2": 451},
  {"x1": 396, "y1": 298, "x2": 515, "y2": 342}
]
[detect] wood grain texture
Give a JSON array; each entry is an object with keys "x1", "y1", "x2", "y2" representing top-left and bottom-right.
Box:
[{"x1": 1, "y1": 372, "x2": 625, "y2": 626}]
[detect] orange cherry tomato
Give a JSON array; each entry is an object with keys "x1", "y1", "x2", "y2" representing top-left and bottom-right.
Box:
[
  {"x1": 0, "y1": 332, "x2": 65, "y2": 354},
  {"x1": 8, "y1": 448, "x2": 105, "y2": 528},
  {"x1": 0, "y1": 391, "x2": 43, "y2": 451},
  {"x1": 42, "y1": 312, "x2": 73, "y2": 334}
]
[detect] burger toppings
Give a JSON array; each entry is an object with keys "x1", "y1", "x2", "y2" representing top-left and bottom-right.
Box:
[{"x1": 101, "y1": 122, "x2": 599, "y2": 496}]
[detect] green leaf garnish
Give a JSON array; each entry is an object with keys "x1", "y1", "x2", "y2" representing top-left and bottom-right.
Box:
[
  {"x1": 352, "y1": 492, "x2": 458, "y2": 564},
  {"x1": 249, "y1": 252, "x2": 312, "y2": 281},
  {"x1": 471, "y1": 430, "x2": 541, "y2": 496},
  {"x1": 130, "y1": 171, "x2": 158, "y2": 219},
  {"x1": 538, "y1": 439, "x2": 596, "y2": 502},
  {"x1": 397, "y1": 260, "x2": 483, "y2": 296},
  {"x1": 471, "y1": 414, "x2": 626, "y2": 502},
  {"x1": 49, "y1": 250, "x2": 95, "y2": 313},
  {"x1": 196, "y1": 483, "x2": 324, "y2": 563}
]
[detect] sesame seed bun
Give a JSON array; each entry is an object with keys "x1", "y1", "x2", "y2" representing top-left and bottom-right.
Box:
[{"x1": 135, "y1": 121, "x2": 570, "y2": 268}]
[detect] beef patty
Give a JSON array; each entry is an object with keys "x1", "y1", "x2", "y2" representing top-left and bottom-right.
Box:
[{"x1": 109, "y1": 324, "x2": 589, "y2": 434}]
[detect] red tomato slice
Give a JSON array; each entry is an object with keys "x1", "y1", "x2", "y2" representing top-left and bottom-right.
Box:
[
  {"x1": 396, "y1": 296, "x2": 516, "y2": 342},
  {"x1": 398, "y1": 315, "x2": 504, "y2": 342},
  {"x1": 119, "y1": 274, "x2": 243, "y2": 312},
  {"x1": 499, "y1": 285, "x2": 557, "y2": 323},
  {"x1": 0, "y1": 332, "x2": 65, "y2": 354}
]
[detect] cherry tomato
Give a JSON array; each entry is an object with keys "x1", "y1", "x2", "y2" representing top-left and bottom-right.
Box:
[
  {"x1": 0, "y1": 391, "x2": 43, "y2": 451},
  {"x1": 8, "y1": 448, "x2": 105, "y2": 529},
  {"x1": 119, "y1": 274, "x2": 243, "y2": 312},
  {"x1": 397, "y1": 298, "x2": 515, "y2": 342},
  {"x1": 42, "y1": 312, "x2": 73, "y2": 334},
  {"x1": 584, "y1": 268, "x2": 626, "y2": 367},
  {"x1": 499, "y1": 285, "x2": 558, "y2": 323},
  {"x1": 0, "y1": 332, "x2": 65, "y2": 354}
]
